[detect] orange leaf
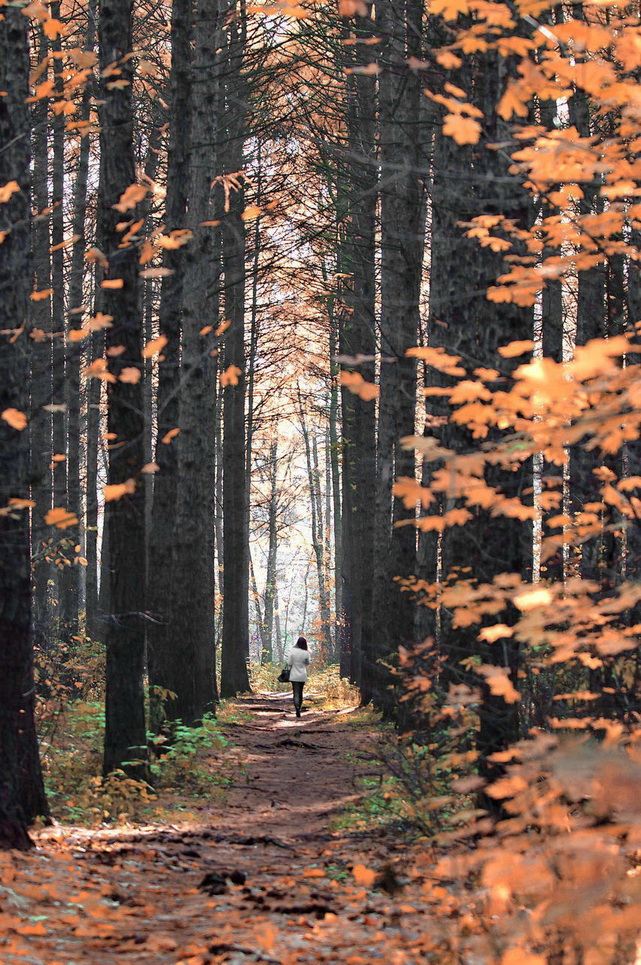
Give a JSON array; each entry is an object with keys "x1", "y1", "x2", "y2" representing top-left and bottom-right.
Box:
[
  {"x1": 240, "y1": 205, "x2": 262, "y2": 221},
  {"x1": 45, "y1": 507, "x2": 78, "y2": 528},
  {"x1": 0, "y1": 180, "x2": 20, "y2": 203},
  {"x1": 104, "y1": 479, "x2": 136, "y2": 502},
  {"x1": 162, "y1": 427, "x2": 180, "y2": 444},
  {"x1": 43, "y1": 17, "x2": 63, "y2": 38},
  {"x1": 339, "y1": 371, "x2": 379, "y2": 401},
  {"x1": 220, "y1": 364, "x2": 242, "y2": 387},
  {"x1": 113, "y1": 183, "x2": 148, "y2": 213},
  {"x1": 119, "y1": 367, "x2": 141, "y2": 384},
  {"x1": 1, "y1": 408, "x2": 28, "y2": 431},
  {"x1": 498, "y1": 339, "x2": 534, "y2": 358},
  {"x1": 68, "y1": 329, "x2": 89, "y2": 341},
  {"x1": 83, "y1": 358, "x2": 116, "y2": 382},
  {"x1": 477, "y1": 665, "x2": 521, "y2": 704},
  {"x1": 101, "y1": 278, "x2": 124, "y2": 290},
  {"x1": 30, "y1": 288, "x2": 53, "y2": 301},
  {"x1": 442, "y1": 113, "x2": 481, "y2": 145},
  {"x1": 142, "y1": 335, "x2": 168, "y2": 358},
  {"x1": 352, "y1": 864, "x2": 377, "y2": 888}
]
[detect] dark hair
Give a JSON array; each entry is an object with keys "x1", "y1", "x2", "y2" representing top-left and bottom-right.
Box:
[{"x1": 295, "y1": 636, "x2": 308, "y2": 650}]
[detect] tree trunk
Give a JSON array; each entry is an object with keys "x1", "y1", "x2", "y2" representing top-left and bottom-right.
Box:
[
  {"x1": 337, "y1": 6, "x2": 377, "y2": 683},
  {"x1": 0, "y1": 5, "x2": 49, "y2": 848},
  {"x1": 98, "y1": 0, "x2": 149, "y2": 777},
  {"x1": 169, "y1": 0, "x2": 222, "y2": 723},
  {"x1": 221, "y1": 6, "x2": 251, "y2": 697},
  {"x1": 365, "y1": 0, "x2": 423, "y2": 712}
]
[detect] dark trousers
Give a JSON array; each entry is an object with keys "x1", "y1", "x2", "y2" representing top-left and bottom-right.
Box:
[{"x1": 291, "y1": 681, "x2": 304, "y2": 712}]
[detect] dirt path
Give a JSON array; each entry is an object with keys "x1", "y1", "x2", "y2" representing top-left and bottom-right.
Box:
[{"x1": 0, "y1": 694, "x2": 438, "y2": 964}]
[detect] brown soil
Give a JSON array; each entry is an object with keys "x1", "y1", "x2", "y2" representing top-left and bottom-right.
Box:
[{"x1": 0, "y1": 693, "x2": 439, "y2": 964}]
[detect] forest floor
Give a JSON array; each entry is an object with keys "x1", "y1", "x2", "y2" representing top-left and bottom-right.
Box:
[{"x1": 0, "y1": 692, "x2": 451, "y2": 965}]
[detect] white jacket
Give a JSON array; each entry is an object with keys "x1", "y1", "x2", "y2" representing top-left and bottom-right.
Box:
[{"x1": 287, "y1": 646, "x2": 310, "y2": 682}]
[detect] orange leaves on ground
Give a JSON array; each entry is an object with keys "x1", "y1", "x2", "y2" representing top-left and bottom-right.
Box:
[
  {"x1": 113, "y1": 183, "x2": 148, "y2": 213},
  {"x1": 1, "y1": 408, "x2": 28, "y2": 430},
  {"x1": 103, "y1": 478, "x2": 136, "y2": 502},
  {"x1": 45, "y1": 507, "x2": 79, "y2": 528},
  {"x1": 352, "y1": 864, "x2": 377, "y2": 888},
  {"x1": 339, "y1": 371, "x2": 379, "y2": 401},
  {"x1": 142, "y1": 335, "x2": 168, "y2": 358},
  {"x1": 220, "y1": 364, "x2": 242, "y2": 387}
]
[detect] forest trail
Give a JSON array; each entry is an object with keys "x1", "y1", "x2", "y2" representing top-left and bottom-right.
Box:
[{"x1": 2, "y1": 694, "x2": 438, "y2": 965}]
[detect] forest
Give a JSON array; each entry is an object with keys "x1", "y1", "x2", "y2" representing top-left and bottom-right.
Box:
[{"x1": 1, "y1": 0, "x2": 641, "y2": 959}]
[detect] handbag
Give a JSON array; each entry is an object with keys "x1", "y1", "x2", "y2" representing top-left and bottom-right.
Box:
[{"x1": 277, "y1": 666, "x2": 290, "y2": 683}]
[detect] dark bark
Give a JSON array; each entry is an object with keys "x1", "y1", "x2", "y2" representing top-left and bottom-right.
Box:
[
  {"x1": 98, "y1": 0, "x2": 149, "y2": 777},
  {"x1": 337, "y1": 7, "x2": 377, "y2": 684},
  {"x1": 169, "y1": 0, "x2": 221, "y2": 723},
  {"x1": 220, "y1": 5, "x2": 251, "y2": 697},
  {"x1": 0, "y1": 5, "x2": 49, "y2": 848},
  {"x1": 364, "y1": 0, "x2": 423, "y2": 711}
]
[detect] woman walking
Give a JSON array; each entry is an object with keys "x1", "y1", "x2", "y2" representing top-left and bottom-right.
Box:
[{"x1": 287, "y1": 636, "x2": 310, "y2": 718}]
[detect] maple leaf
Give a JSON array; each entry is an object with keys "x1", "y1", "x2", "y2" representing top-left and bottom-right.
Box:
[
  {"x1": 1, "y1": 408, "x2": 28, "y2": 431},
  {"x1": 443, "y1": 113, "x2": 482, "y2": 144}
]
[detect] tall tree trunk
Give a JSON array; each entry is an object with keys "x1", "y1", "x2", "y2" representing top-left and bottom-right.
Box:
[
  {"x1": 338, "y1": 5, "x2": 377, "y2": 684},
  {"x1": 98, "y1": 0, "x2": 149, "y2": 777},
  {"x1": 169, "y1": 0, "x2": 221, "y2": 723},
  {"x1": 221, "y1": 6, "x2": 251, "y2": 697},
  {"x1": 0, "y1": 5, "x2": 49, "y2": 848},
  {"x1": 365, "y1": 0, "x2": 423, "y2": 712}
]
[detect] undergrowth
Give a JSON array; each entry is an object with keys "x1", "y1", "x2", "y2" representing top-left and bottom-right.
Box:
[{"x1": 40, "y1": 701, "x2": 237, "y2": 826}]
